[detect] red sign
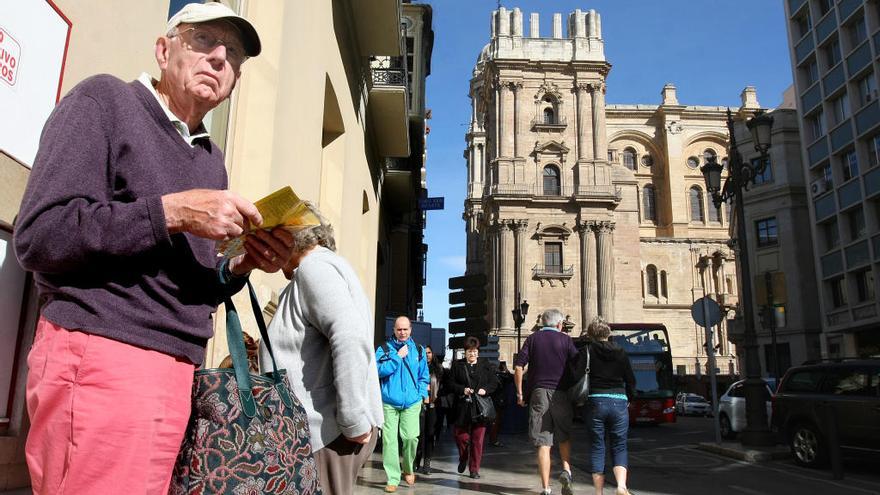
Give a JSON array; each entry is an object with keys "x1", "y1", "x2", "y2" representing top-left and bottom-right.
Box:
[{"x1": 0, "y1": 27, "x2": 21, "y2": 86}]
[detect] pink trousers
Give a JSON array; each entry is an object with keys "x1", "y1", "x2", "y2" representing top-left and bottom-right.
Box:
[{"x1": 25, "y1": 318, "x2": 195, "y2": 494}]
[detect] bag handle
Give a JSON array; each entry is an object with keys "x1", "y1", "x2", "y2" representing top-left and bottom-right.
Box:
[{"x1": 224, "y1": 281, "x2": 293, "y2": 419}]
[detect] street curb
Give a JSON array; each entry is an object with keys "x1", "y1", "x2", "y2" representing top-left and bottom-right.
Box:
[{"x1": 695, "y1": 442, "x2": 791, "y2": 463}]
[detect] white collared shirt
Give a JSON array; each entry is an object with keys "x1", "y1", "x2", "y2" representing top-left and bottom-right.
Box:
[{"x1": 137, "y1": 73, "x2": 210, "y2": 147}]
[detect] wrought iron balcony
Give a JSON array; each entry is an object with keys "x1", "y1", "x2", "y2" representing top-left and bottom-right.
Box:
[
  {"x1": 531, "y1": 116, "x2": 568, "y2": 130},
  {"x1": 370, "y1": 56, "x2": 408, "y2": 87},
  {"x1": 532, "y1": 264, "x2": 574, "y2": 278}
]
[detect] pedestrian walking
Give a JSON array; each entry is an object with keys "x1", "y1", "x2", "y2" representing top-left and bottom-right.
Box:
[
  {"x1": 376, "y1": 316, "x2": 430, "y2": 493},
  {"x1": 447, "y1": 337, "x2": 499, "y2": 479},
  {"x1": 415, "y1": 346, "x2": 443, "y2": 474},
  {"x1": 259, "y1": 210, "x2": 383, "y2": 495},
  {"x1": 489, "y1": 361, "x2": 513, "y2": 447},
  {"x1": 13, "y1": 4, "x2": 296, "y2": 494},
  {"x1": 582, "y1": 317, "x2": 636, "y2": 495},
  {"x1": 514, "y1": 309, "x2": 579, "y2": 495}
]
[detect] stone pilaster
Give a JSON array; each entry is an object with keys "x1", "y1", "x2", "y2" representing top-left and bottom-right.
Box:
[
  {"x1": 576, "y1": 83, "x2": 594, "y2": 162},
  {"x1": 591, "y1": 82, "x2": 608, "y2": 163},
  {"x1": 595, "y1": 220, "x2": 615, "y2": 320},
  {"x1": 512, "y1": 82, "x2": 523, "y2": 158},
  {"x1": 511, "y1": 219, "x2": 529, "y2": 302},
  {"x1": 498, "y1": 220, "x2": 514, "y2": 330},
  {"x1": 499, "y1": 81, "x2": 514, "y2": 158},
  {"x1": 576, "y1": 221, "x2": 595, "y2": 332}
]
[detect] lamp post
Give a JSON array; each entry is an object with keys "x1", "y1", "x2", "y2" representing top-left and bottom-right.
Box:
[
  {"x1": 512, "y1": 292, "x2": 529, "y2": 353},
  {"x1": 700, "y1": 108, "x2": 775, "y2": 446}
]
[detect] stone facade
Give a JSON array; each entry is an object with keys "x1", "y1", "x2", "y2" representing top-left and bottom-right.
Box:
[{"x1": 464, "y1": 7, "x2": 754, "y2": 376}]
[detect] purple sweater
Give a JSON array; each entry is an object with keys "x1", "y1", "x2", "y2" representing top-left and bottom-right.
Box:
[
  {"x1": 514, "y1": 327, "x2": 578, "y2": 394},
  {"x1": 14, "y1": 75, "x2": 244, "y2": 365}
]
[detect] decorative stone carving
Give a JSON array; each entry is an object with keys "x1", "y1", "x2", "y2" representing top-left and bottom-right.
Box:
[
  {"x1": 536, "y1": 81, "x2": 563, "y2": 102},
  {"x1": 665, "y1": 120, "x2": 683, "y2": 135},
  {"x1": 593, "y1": 220, "x2": 615, "y2": 234}
]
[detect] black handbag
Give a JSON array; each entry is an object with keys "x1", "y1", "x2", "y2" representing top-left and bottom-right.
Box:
[
  {"x1": 567, "y1": 344, "x2": 591, "y2": 406},
  {"x1": 465, "y1": 362, "x2": 496, "y2": 423}
]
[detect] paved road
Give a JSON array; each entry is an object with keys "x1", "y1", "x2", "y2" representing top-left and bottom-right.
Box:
[{"x1": 353, "y1": 415, "x2": 880, "y2": 494}]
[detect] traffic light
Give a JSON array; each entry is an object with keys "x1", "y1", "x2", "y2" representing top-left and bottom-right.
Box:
[{"x1": 448, "y1": 273, "x2": 488, "y2": 348}]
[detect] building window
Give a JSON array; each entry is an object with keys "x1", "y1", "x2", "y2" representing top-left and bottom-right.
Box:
[
  {"x1": 842, "y1": 150, "x2": 859, "y2": 181},
  {"x1": 848, "y1": 16, "x2": 868, "y2": 48},
  {"x1": 690, "y1": 186, "x2": 705, "y2": 223},
  {"x1": 646, "y1": 265, "x2": 659, "y2": 297},
  {"x1": 831, "y1": 92, "x2": 850, "y2": 125},
  {"x1": 544, "y1": 242, "x2": 562, "y2": 273},
  {"x1": 643, "y1": 185, "x2": 657, "y2": 223},
  {"x1": 755, "y1": 217, "x2": 778, "y2": 247},
  {"x1": 703, "y1": 148, "x2": 717, "y2": 164},
  {"x1": 543, "y1": 107, "x2": 556, "y2": 124},
  {"x1": 751, "y1": 157, "x2": 773, "y2": 185},
  {"x1": 622, "y1": 147, "x2": 637, "y2": 171},
  {"x1": 847, "y1": 207, "x2": 866, "y2": 240},
  {"x1": 823, "y1": 163, "x2": 834, "y2": 188},
  {"x1": 660, "y1": 270, "x2": 668, "y2": 298},
  {"x1": 823, "y1": 219, "x2": 840, "y2": 251},
  {"x1": 802, "y1": 59, "x2": 819, "y2": 87},
  {"x1": 795, "y1": 12, "x2": 812, "y2": 39},
  {"x1": 824, "y1": 37, "x2": 842, "y2": 69},
  {"x1": 708, "y1": 201, "x2": 722, "y2": 223},
  {"x1": 855, "y1": 269, "x2": 875, "y2": 302},
  {"x1": 808, "y1": 110, "x2": 826, "y2": 141},
  {"x1": 868, "y1": 134, "x2": 880, "y2": 168},
  {"x1": 608, "y1": 149, "x2": 616, "y2": 162},
  {"x1": 857, "y1": 72, "x2": 877, "y2": 107},
  {"x1": 829, "y1": 276, "x2": 847, "y2": 308},
  {"x1": 641, "y1": 154, "x2": 653, "y2": 167},
  {"x1": 686, "y1": 156, "x2": 700, "y2": 169},
  {"x1": 543, "y1": 165, "x2": 561, "y2": 195},
  {"x1": 818, "y1": 0, "x2": 833, "y2": 16}
]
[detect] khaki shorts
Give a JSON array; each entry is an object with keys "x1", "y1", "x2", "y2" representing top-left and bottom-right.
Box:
[{"x1": 528, "y1": 387, "x2": 573, "y2": 447}]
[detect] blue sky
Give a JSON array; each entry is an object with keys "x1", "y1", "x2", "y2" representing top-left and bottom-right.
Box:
[{"x1": 420, "y1": 0, "x2": 794, "y2": 331}]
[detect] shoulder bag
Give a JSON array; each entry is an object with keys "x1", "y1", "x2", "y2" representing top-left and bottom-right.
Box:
[
  {"x1": 169, "y1": 281, "x2": 322, "y2": 495},
  {"x1": 465, "y1": 362, "x2": 496, "y2": 423},
  {"x1": 567, "y1": 344, "x2": 591, "y2": 406}
]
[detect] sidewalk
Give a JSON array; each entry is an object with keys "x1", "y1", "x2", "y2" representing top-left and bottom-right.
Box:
[
  {"x1": 695, "y1": 440, "x2": 790, "y2": 462},
  {"x1": 354, "y1": 428, "x2": 604, "y2": 495}
]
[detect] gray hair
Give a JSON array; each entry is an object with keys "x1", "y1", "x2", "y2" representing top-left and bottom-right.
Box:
[
  {"x1": 586, "y1": 316, "x2": 611, "y2": 341},
  {"x1": 291, "y1": 201, "x2": 336, "y2": 252},
  {"x1": 540, "y1": 308, "x2": 564, "y2": 327}
]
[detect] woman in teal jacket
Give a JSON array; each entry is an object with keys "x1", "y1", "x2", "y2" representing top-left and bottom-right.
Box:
[{"x1": 375, "y1": 317, "x2": 430, "y2": 492}]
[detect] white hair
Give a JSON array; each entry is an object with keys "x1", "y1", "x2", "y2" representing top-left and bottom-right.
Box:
[{"x1": 541, "y1": 308, "x2": 564, "y2": 327}]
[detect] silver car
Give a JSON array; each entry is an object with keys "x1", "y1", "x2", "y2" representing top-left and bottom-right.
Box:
[
  {"x1": 717, "y1": 379, "x2": 774, "y2": 439},
  {"x1": 676, "y1": 393, "x2": 712, "y2": 416}
]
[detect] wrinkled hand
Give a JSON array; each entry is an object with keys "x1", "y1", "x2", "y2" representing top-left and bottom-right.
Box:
[
  {"x1": 229, "y1": 228, "x2": 295, "y2": 275},
  {"x1": 162, "y1": 189, "x2": 262, "y2": 240},
  {"x1": 397, "y1": 345, "x2": 409, "y2": 359},
  {"x1": 477, "y1": 388, "x2": 487, "y2": 396},
  {"x1": 346, "y1": 430, "x2": 373, "y2": 445}
]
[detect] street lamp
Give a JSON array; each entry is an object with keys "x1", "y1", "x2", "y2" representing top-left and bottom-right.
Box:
[
  {"x1": 512, "y1": 293, "x2": 529, "y2": 352},
  {"x1": 700, "y1": 108, "x2": 775, "y2": 446}
]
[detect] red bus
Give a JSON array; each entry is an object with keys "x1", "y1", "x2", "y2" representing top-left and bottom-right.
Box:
[{"x1": 609, "y1": 323, "x2": 677, "y2": 425}]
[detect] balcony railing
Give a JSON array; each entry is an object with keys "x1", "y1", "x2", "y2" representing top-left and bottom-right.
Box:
[
  {"x1": 370, "y1": 56, "x2": 408, "y2": 87},
  {"x1": 532, "y1": 264, "x2": 574, "y2": 278},
  {"x1": 531, "y1": 116, "x2": 568, "y2": 130},
  {"x1": 488, "y1": 183, "x2": 568, "y2": 196}
]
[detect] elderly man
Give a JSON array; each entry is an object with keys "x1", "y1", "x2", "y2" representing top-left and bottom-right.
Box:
[
  {"x1": 14, "y1": 4, "x2": 291, "y2": 494},
  {"x1": 261, "y1": 207, "x2": 384, "y2": 495},
  {"x1": 514, "y1": 309, "x2": 579, "y2": 495},
  {"x1": 376, "y1": 316, "x2": 429, "y2": 493}
]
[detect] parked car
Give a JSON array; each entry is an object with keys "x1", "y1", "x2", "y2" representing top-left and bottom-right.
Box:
[
  {"x1": 717, "y1": 379, "x2": 774, "y2": 439},
  {"x1": 675, "y1": 393, "x2": 712, "y2": 416},
  {"x1": 772, "y1": 359, "x2": 880, "y2": 468}
]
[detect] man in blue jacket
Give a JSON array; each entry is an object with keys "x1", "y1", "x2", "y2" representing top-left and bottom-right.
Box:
[{"x1": 376, "y1": 316, "x2": 429, "y2": 493}]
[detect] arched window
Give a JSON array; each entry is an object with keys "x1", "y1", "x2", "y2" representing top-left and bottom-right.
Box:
[
  {"x1": 703, "y1": 148, "x2": 717, "y2": 163},
  {"x1": 543, "y1": 107, "x2": 555, "y2": 124},
  {"x1": 690, "y1": 186, "x2": 705, "y2": 223},
  {"x1": 646, "y1": 265, "x2": 659, "y2": 297},
  {"x1": 708, "y1": 199, "x2": 722, "y2": 223},
  {"x1": 643, "y1": 185, "x2": 657, "y2": 223},
  {"x1": 543, "y1": 165, "x2": 561, "y2": 195},
  {"x1": 660, "y1": 270, "x2": 668, "y2": 298},
  {"x1": 622, "y1": 147, "x2": 637, "y2": 171}
]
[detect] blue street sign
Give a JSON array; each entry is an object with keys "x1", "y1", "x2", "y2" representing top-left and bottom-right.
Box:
[{"x1": 418, "y1": 197, "x2": 445, "y2": 210}]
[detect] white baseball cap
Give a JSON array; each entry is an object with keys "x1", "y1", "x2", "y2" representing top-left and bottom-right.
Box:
[{"x1": 166, "y1": 2, "x2": 261, "y2": 57}]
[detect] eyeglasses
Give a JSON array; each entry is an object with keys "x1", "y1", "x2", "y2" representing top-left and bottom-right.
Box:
[{"x1": 171, "y1": 26, "x2": 248, "y2": 67}]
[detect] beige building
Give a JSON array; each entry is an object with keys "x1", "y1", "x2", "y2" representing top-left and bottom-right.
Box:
[
  {"x1": 0, "y1": 0, "x2": 430, "y2": 489},
  {"x1": 464, "y1": 7, "x2": 748, "y2": 376}
]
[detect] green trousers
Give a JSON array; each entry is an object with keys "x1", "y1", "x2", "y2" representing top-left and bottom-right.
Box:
[{"x1": 382, "y1": 402, "x2": 422, "y2": 486}]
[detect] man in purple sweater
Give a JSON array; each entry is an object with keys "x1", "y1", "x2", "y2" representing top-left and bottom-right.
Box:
[
  {"x1": 514, "y1": 308, "x2": 579, "y2": 495},
  {"x1": 13, "y1": 4, "x2": 292, "y2": 494}
]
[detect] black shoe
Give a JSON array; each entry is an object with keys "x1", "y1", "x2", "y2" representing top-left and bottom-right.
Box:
[
  {"x1": 457, "y1": 457, "x2": 467, "y2": 474},
  {"x1": 470, "y1": 472, "x2": 480, "y2": 479}
]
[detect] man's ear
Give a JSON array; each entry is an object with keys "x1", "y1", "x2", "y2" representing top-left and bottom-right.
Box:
[{"x1": 155, "y1": 36, "x2": 171, "y2": 70}]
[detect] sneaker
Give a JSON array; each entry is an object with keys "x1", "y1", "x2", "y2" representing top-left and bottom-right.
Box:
[
  {"x1": 558, "y1": 470, "x2": 573, "y2": 495},
  {"x1": 540, "y1": 489, "x2": 552, "y2": 495}
]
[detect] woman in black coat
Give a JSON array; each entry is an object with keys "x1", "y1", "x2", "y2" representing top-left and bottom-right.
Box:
[{"x1": 447, "y1": 336, "x2": 498, "y2": 479}]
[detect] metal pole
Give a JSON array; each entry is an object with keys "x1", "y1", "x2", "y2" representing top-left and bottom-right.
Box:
[
  {"x1": 764, "y1": 272, "x2": 780, "y2": 381},
  {"x1": 702, "y1": 296, "x2": 722, "y2": 444},
  {"x1": 727, "y1": 111, "x2": 773, "y2": 446}
]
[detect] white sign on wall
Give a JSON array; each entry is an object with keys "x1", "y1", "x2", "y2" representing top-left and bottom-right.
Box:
[{"x1": 0, "y1": 0, "x2": 71, "y2": 167}]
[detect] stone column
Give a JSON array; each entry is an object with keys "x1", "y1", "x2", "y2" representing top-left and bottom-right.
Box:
[
  {"x1": 576, "y1": 83, "x2": 594, "y2": 162},
  {"x1": 498, "y1": 220, "x2": 514, "y2": 329},
  {"x1": 512, "y1": 82, "x2": 523, "y2": 158},
  {"x1": 576, "y1": 221, "x2": 595, "y2": 331},
  {"x1": 595, "y1": 221, "x2": 615, "y2": 320},
  {"x1": 591, "y1": 82, "x2": 608, "y2": 162},
  {"x1": 511, "y1": 220, "x2": 529, "y2": 302},
  {"x1": 488, "y1": 222, "x2": 500, "y2": 328}
]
